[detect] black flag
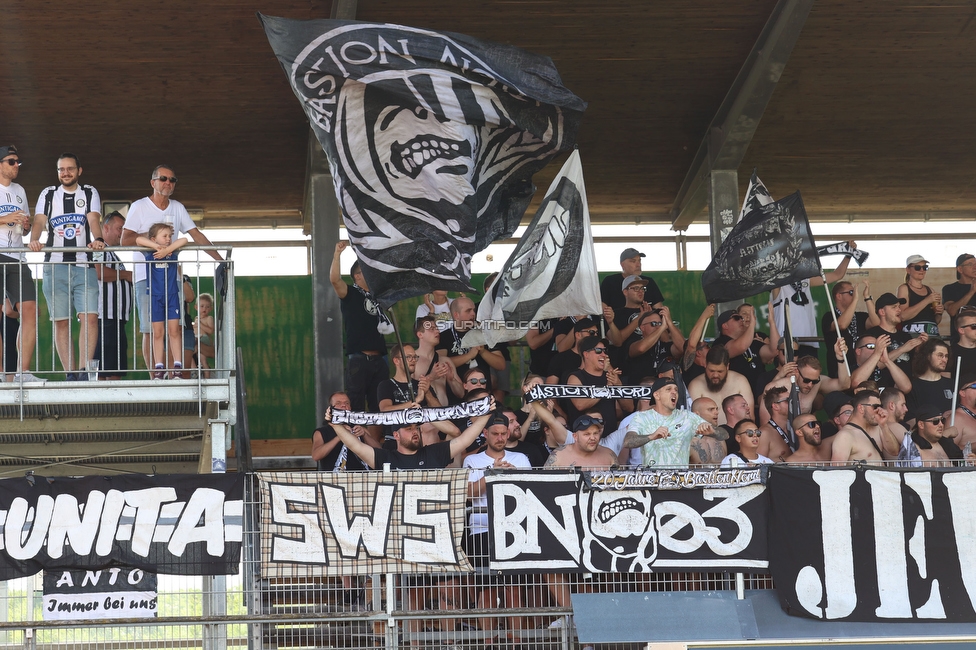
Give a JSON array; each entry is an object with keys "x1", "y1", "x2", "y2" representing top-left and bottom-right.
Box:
[
  {"x1": 702, "y1": 191, "x2": 822, "y2": 304},
  {"x1": 260, "y1": 15, "x2": 586, "y2": 307}
]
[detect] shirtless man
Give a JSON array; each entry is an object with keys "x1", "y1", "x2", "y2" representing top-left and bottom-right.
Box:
[
  {"x1": 414, "y1": 315, "x2": 462, "y2": 405},
  {"x1": 830, "y1": 391, "x2": 885, "y2": 465},
  {"x1": 951, "y1": 375, "x2": 976, "y2": 450},
  {"x1": 690, "y1": 397, "x2": 727, "y2": 466},
  {"x1": 688, "y1": 345, "x2": 754, "y2": 425},
  {"x1": 545, "y1": 413, "x2": 617, "y2": 468},
  {"x1": 850, "y1": 334, "x2": 912, "y2": 393},
  {"x1": 785, "y1": 414, "x2": 832, "y2": 463},
  {"x1": 758, "y1": 386, "x2": 793, "y2": 462},
  {"x1": 759, "y1": 339, "x2": 850, "y2": 421},
  {"x1": 878, "y1": 387, "x2": 910, "y2": 459}
]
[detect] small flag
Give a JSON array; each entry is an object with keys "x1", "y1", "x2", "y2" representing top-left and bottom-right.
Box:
[
  {"x1": 702, "y1": 191, "x2": 822, "y2": 304},
  {"x1": 463, "y1": 150, "x2": 601, "y2": 348},
  {"x1": 738, "y1": 169, "x2": 774, "y2": 223}
]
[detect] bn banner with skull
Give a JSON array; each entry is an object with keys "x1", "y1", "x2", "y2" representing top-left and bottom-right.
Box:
[
  {"x1": 487, "y1": 470, "x2": 768, "y2": 573},
  {"x1": 260, "y1": 15, "x2": 586, "y2": 307},
  {"x1": 768, "y1": 466, "x2": 976, "y2": 622},
  {"x1": 702, "y1": 191, "x2": 821, "y2": 304}
]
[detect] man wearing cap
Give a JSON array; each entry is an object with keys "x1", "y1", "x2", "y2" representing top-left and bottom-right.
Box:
[
  {"x1": 690, "y1": 397, "x2": 727, "y2": 466},
  {"x1": 819, "y1": 391, "x2": 853, "y2": 439},
  {"x1": 720, "y1": 420, "x2": 773, "y2": 467},
  {"x1": 122, "y1": 164, "x2": 223, "y2": 372},
  {"x1": 565, "y1": 336, "x2": 623, "y2": 432},
  {"x1": 951, "y1": 309, "x2": 976, "y2": 376},
  {"x1": 0, "y1": 145, "x2": 43, "y2": 383},
  {"x1": 687, "y1": 345, "x2": 754, "y2": 426},
  {"x1": 784, "y1": 414, "x2": 832, "y2": 463},
  {"x1": 863, "y1": 292, "x2": 926, "y2": 377},
  {"x1": 850, "y1": 333, "x2": 913, "y2": 393},
  {"x1": 626, "y1": 307, "x2": 684, "y2": 383},
  {"x1": 912, "y1": 405, "x2": 965, "y2": 465},
  {"x1": 714, "y1": 306, "x2": 773, "y2": 397},
  {"x1": 545, "y1": 413, "x2": 618, "y2": 468},
  {"x1": 600, "y1": 248, "x2": 664, "y2": 313},
  {"x1": 546, "y1": 317, "x2": 597, "y2": 385},
  {"x1": 623, "y1": 377, "x2": 714, "y2": 467},
  {"x1": 822, "y1": 280, "x2": 879, "y2": 379},
  {"x1": 906, "y1": 338, "x2": 954, "y2": 425},
  {"x1": 943, "y1": 253, "x2": 976, "y2": 346},
  {"x1": 327, "y1": 400, "x2": 493, "y2": 470},
  {"x1": 830, "y1": 391, "x2": 885, "y2": 465}
]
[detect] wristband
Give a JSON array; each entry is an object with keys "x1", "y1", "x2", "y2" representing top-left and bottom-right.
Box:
[
  {"x1": 865, "y1": 296, "x2": 873, "y2": 301},
  {"x1": 95, "y1": 237, "x2": 105, "y2": 243}
]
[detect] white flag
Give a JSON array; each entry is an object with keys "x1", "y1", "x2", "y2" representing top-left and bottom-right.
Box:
[
  {"x1": 737, "y1": 169, "x2": 774, "y2": 223},
  {"x1": 462, "y1": 150, "x2": 601, "y2": 348}
]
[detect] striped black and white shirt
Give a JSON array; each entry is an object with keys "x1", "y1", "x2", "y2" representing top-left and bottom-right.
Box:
[
  {"x1": 35, "y1": 184, "x2": 101, "y2": 266},
  {"x1": 0, "y1": 181, "x2": 29, "y2": 260},
  {"x1": 98, "y1": 250, "x2": 132, "y2": 322}
]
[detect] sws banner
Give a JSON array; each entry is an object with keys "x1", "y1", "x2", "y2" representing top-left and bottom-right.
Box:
[
  {"x1": 260, "y1": 470, "x2": 471, "y2": 578},
  {"x1": 768, "y1": 466, "x2": 976, "y2": 622},
  {"x1": 0, "y1": 474, "x2": 243, "y2": 579},
  {"x1": 487, "y1": 470, "x2": 768, "y2": 573}
]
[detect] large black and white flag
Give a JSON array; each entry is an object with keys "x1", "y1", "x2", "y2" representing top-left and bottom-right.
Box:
[
  {"x1": 463, "y1": 151, "x2": 601, "y2": 347},
  {"x1": 702, "y1": 191, "x2": 821, "y2": 304},
  {"x1": 260, "y1": 16, "x2": 586, "y2": 306}
]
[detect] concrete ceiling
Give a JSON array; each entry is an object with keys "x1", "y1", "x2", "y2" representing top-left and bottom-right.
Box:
[{"x1": 3, "y1": 0, "x2": 975, "y2": 231}]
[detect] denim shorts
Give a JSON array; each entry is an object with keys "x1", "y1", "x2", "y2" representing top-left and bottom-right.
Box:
[{"x1": 42, "y1": 264, "x2": 97, "y2": 320}]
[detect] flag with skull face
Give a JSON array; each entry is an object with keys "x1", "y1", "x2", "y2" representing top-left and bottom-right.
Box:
[{"x1": 260, "y1": 15, "x2": 586, "y2": 307}]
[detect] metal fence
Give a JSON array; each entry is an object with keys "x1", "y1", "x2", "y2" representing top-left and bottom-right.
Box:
[{"x1": 0, "y1": 246, "x2": 233, "y2": 383}]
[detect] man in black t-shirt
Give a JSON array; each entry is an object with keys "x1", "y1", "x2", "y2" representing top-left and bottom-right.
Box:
[
  {"x1": 311, "y1": 391, "x2": 368, "y2": 471},
  {"x1": 951, "y1": 310, "x2": 976, "y2": 376},
  {"x1": 327, "y1": 403, "x2": 494, "y2": 470},
  {"x1": 822, "y1": 281, "x2": 878, "y2": 378},
  {"x1": 943, "y1": 253, "x2": 976, "y2": 346},
  {"x1": 546, "y1": 318, "x2": 598, "y2": 384},
  {"x1": 863, "y1": 293, "x2": 925, "y2": 377},
  {"x1": 906, "y1": 339, "x2": 954, "y2": 426},
  {"x1": 330, "y1": 242, "x2": 390, "y2": 414},
  {"x1": 599, "y1": 248, "x2": 665, "y2": 313},
  {"x1": 565, "y1": 336, "x2": 622, "y2": 433}
]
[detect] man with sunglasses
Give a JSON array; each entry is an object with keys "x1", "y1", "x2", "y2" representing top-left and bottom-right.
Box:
[
  {"x1": 623, "y1": 377, "x2": 714, "y2": 467},
  {"x1": 599, "y1": 247, "x2": 664, "y2": 314},
  {"x1": 831, "y1": 391, "x2": 885, "y2": 465},
  {"x1": 785, "y1": 414, "x2": 832, "y2": 463},
  {"x1": 850, "y1": 334, "x2": 913, "y2": 394},
  {"x1": 0, "y1": 145, "x2": 43, "y2": 382},
  {"x1": 911, "y1": 405, "x2": 965, "y2": 465},
  {"x1": 713, "y1": 307, "x2": 773, "y2": 397},
  {"x1": 546, "y1": 317, "x2": 598, "y2": 385},
  {"x1": 950, "y1": 375, "x2": 976, "y2": 451},
  {"x1": 823, "y1": 280, "x2": 879, "y2": 378},
  {"x1": 720, "y1": 420, "x2": 773, "y2": 467},
  {"x1": 626, "y1": 307, "x2": 684, "y2": 383},
  {"x1": 565, "y1": 335, "x2": 622, "y2": 432},
  {"x1": 864, "y1": 292, "x2": 926, "y2": 377},
  {"x1": 545, "y1": 413, "x2": 617, "y2": 468},
  {"x1": 943, "y1": 254, "x2": 976, "y2": 346},
  {"x1": 906, "y1": 338, "x2": 954, "y2": 426},
  {"x1": 122, "y1": 165, "x2": 223, "y2": 372},
  {"x1": 951, "y1": 310, "x2": 976, "y2": 376}
]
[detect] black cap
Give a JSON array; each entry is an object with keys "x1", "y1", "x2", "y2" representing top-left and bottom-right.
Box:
[
  {"x1": 823, "y1": 391, "x2": 852, "y2": 418},
  {"x1": 651, "y1": 377, "x2": 677, "y2": 394},
  {"x1": 488, "y1": 413, "x2": 510, "y2": 429},
  {"x1": 875, "y1": 293, "x2": 907, "y2": 311},
  {"x1": 579, "y1": 336, "x2": 609, "y2": 354},
  {"x1": 915, "y1": 405, "x2": 945, "y2": 422},
  {"x1": 957, "y1": 254, "x2": 976, "y2": 279},
  {"x1": 0, "y1": 145, "x2": 17, "y2": 159},
  {"x1": 717, "y1": 310, "x2": 738, "y2": 329},
  {"x1": 573, "y1": 317, "x2": 597, "y2": 333},
  {"x1": 620, "y1": 248, "x2": 645, "y2": 263}
]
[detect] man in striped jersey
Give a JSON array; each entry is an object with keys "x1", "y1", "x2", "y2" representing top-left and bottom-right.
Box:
[
  {"x1": 94, "y1": 211, "x2": 132, "y2": 379},
  {"x1": 0, "y1": 145, "x2": 43, "y2": 383},
  {"x1": 29, "y1": 153, "x2": 105, "y2": 380}
]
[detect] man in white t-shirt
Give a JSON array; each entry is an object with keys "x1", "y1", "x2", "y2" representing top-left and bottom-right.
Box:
[
  {"x1": 121, "y1": 165, "x2": 223, "y2": 371},
  {"x1": 0, "y1": 145, "x2": 43, "y2": 382}
]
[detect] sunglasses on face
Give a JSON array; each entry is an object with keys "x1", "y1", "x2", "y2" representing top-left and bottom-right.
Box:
[
  {"x1": 800, "y1": 375, "x2": 821, "y2": 385},
  {"x1": 588, "y1": 347, "x2": 608, "y2": 355},
  {"x1": 800, "y1": 421, "x2": 821, "y2": 430},
  {"x1": 154, "y1": 175, "x2": 178, "y2": 183},
  {"x1": 643, "y1": 321, "x2": 662, "y2": 328},
  {"x1": 838, "y1": 289, "x2": 855, "y2": 296},
  {"x1": 961, "y1": 324, "x2": 976, "y2": 331},
  {"x1": 629, "y1": 286, "x2": 647, "y2": 292},
  {"x1": 728, "y1": 314, "x2": 743, "y2": 322},
  {"x1": 924, "y1": 416, "x2": 946, "y2": 425},
  {"x1": 581, "y1": 329, "x2": 598, "y2": 336},
  {"x1": 1, "y1": 158, "x2": 22, "y2": 167},
  {"x1": 738, "y1": 429, "x2": 761, "y2": 438},
  {"x1": 911, "y1": 264, "x2": 929, "y2": 272},
  {"x1": 864, "y1": 403, "x2": 883, "y2": 410},
  {"x1": 466, "y1": 377, "x2": 488, "y2": 385},
  {"x1": 857, "y1": 343, "x2": 876, "y2": 350}
]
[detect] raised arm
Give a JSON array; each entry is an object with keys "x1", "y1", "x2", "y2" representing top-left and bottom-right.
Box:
[
  {"x1": 681, "y1": 304, "x2": 715, "y2": 370},
  {"x1": 448, "y1": 407, "x2": 495, "y2": 457},
  {"x1": 325, "y1": 410, "x2": 377, "y2": 469},
  {"x1": 330, "y1": 241, "x2": 349, "y2": 299}
]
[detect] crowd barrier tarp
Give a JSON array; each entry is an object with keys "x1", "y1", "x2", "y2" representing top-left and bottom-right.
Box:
[
  {"x1": 487, "y1": 469, "x2": 769, "y2": 573},
  {"x1": 768, "y1": 465, "x2": 976, "y2": 622},
  {"x1": 0, "y1": 474, "x2": 243, "y2": 579},
  {"x1": 259, "y1": 469, "x2": 471, "y2": 578}
]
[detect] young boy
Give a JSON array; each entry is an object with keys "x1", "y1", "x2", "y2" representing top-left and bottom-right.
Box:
[
  {"x1": 195, "y1": 292, "x2": 215, "y2": 377},
  {"x1": 136, "y1": 223, "x2": 187, "y2": 379}
]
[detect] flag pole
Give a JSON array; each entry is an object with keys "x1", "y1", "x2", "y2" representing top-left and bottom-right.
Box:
[
  {"x1": 951, "y1": 355, "x2": 963, "y2": 427},
  {"x1": 386, "y1": 307, "x2": 416, "y2": 402},
  {"x1": 820, "y1": 271, "x2": 852, "y2": 377},
  {"x1": 783, "y1": 299, "x2": 799, "y2": 451}
]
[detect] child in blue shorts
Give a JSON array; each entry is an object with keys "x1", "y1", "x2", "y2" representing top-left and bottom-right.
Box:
[{"x1": 137, "y1": 223, "x2": 187, "y2": 379}]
